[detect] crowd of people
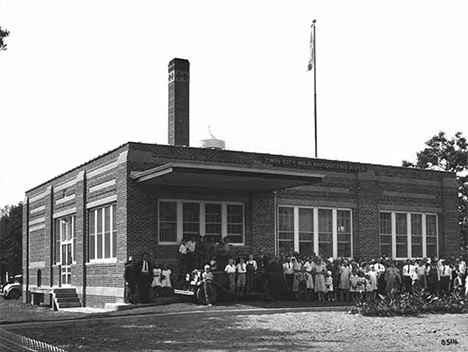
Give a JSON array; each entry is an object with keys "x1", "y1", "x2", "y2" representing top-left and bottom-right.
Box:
[
  {"x1": 260, "y1": 253, "x2": 468, "y2": 302},
  {"x1": 123, "y1": 241, "x2": 468, "y2": 305},
  {"x1": 123, "y1": 252, "x2": 173, "y2": 304}
]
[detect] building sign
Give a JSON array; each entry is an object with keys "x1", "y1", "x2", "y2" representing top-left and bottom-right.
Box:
[{"x1": 261, "y1": 157, "x2": 367, "y2": 172}]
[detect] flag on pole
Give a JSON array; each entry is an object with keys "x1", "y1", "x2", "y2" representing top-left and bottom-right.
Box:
[{"x1": 307, "y1": 21, "x2": 315, "y2": 71}]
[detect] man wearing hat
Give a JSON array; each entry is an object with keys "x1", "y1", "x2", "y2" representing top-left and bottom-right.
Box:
[
  {"x1": 136, "y1": 252, "x2": 154, "y2": 303},
  {"x1": 124, "y1": 256, "x2": 136, "y2": 304}
]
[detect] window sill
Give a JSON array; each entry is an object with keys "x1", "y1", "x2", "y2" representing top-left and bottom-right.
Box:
[{"x1": 86, "y1": 259, "x2": 118, "y2": 266}]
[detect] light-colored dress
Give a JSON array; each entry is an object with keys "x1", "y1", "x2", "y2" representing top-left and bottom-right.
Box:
[
  {"x1": 160, "y1": 269, "x2": 172, "y2": 288},
  {"x1": 385, "y1": 266, "x2": 401, "y2": 293},
  {"x1": 151, "y1": 268, "x2": 162, "y2": 288},
  {"x1": 325, "y1": 276, "x2": 333, "y2": 292},
  {"x1": 339, "y1": 265, "x2": 351, "y2": 290},
  {"x1": 304, "y1": 261, "x2": 314, "y2": 289},
  {"x1": 365, "y1": 278, "x2": 373, "y2": 292},
  {"x1": 368, "y1": 271, "x2": 378, "y2": 291},
  {"x1": 313, "y1": 262, "x2": 327, "y2": 293},
  {"x1": 357, "y1": 277, "x2": 366, "y2": 293},
  {"x1": 349, "y1": 274, "x2": 358, "y2": 292}
]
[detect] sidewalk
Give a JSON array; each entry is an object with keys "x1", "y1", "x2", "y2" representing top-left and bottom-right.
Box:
[{"x1": 1, "y1": 297, "x2": 353, "y2": 328}]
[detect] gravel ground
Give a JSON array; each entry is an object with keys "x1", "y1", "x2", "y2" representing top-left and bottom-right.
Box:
[{"x1": 1, "y1": 299, "x2": 467, "y2": 351}]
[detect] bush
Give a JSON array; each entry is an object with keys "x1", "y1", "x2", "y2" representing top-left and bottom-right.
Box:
[{"x1": 351, "y1": 291, "x2": 468, "y2": 317}]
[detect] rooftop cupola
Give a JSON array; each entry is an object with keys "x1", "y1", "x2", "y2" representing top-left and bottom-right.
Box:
[{"x1": 199, "y1": 127, "x2": 226, "y2": 150}]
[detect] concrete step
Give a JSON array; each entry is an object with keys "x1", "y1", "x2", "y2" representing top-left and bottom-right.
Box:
[
  {"x1": 55, "y1": 292, "x2": 79, "y2": 298},
  {"x1": 56, "y1": 297, "x2": 81, "y2": 303},
  {"x1": 52, "y1": 287, "x2": 82, "y2": 310},
  {"x1": 52, "y1": 288, "x2": 77, "y2": 294},
  {"x1": 57, "y1": 302, "x2": 82, "y2": 308}
]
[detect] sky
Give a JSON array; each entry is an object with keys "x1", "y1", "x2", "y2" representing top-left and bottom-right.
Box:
[{"x1": 0, "y1": 0, "x2": 467, "y2": 207}]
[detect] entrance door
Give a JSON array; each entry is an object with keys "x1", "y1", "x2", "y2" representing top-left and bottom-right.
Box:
[
  {"x1": 58, "y1": 216, "x2": 75, "y2": 286},
  {"x1": 61, "y1": 241, "x2": 72, "y2": 285}
]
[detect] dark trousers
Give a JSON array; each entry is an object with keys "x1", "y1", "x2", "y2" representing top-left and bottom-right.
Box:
[
  {"x1": 403, "y1": 276, "x2": 412, "y2": 293},
  {"x1": 125, "y1": 282, "x2": 136, "y2": 304},
  {"x1": 138, "y1": 274, "x2": 151, "y2": 303},
  {"x1": 439, "y1": 277, "x2": 450, "y2": 296},
  {"x1": 377, "y1": 274, "x2": 386, "y2": 295},
  {"x1": 285, "y1": 274, "x2": 294, "y2": 299}
]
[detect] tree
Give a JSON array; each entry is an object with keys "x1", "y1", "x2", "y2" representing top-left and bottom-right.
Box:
[
  {"x1": 403, "y1": 131, "x2": 468, "y2": 258},
  {"x1": 0, "y1": 26, "x2": 10, "y2": 51},
  {"x1": 0, "y1": 204, "x2": 23, "y2": 282}
]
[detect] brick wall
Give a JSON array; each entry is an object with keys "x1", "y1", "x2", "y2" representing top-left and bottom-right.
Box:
[{"x1": 23, "y1": 141, "x2": 459, "y2": 307}]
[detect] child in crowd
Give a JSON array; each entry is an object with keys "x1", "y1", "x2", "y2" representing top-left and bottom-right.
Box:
[
  {"x1": 224, "y1": 258, "x2": 237, "y2": 293},
  {"x1": 151, "y1": 263, "x2": 162, "y2": 298},
  {"x1": 367, "y1": 266, "x2": 378, "y2": 300},
  {"x1": 356, "y1": 271, "x2": 366, "y2": 300},
  {"x1": 160, "y1": 264, "x2": 172, "y2": 297},
  {"x1": 453, "y1": 272, "x2": 464, "y2": 295},
  {"x1": 325, "y1": 271, "x2": 335, "y2": 301},
  {"x1": 210, "y1": 256, "x2": 217, "y2": 271},
  {"x1": 236, "y1": 258, "x2": 247, "y2": 294},
  {"x1": 364, "y1": 274, "x2": 373, "y2": 301},
  {"x1": 202, "y1": 264, "x2": 215, "y2": 306},
  {"x1": 292, "y1": 262, "x2": 303, "y2": 300}
]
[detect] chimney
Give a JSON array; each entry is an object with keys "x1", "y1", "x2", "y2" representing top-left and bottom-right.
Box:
[{"x1": 168, "y1": 58, "x2": 190, "y2": 146}]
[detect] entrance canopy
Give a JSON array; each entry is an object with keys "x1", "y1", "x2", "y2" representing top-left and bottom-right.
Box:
[{"x1": 131, "y1": 162, "x2": 323, "y2": 191}]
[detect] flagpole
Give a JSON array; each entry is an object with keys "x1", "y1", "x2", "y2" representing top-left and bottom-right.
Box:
[{"x1": 313, "y1": 19, "x2": 317, "y2": 158}]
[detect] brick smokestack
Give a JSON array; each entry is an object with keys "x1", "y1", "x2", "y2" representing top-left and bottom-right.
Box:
[{"x1": 168, "y1": 58, "x2": 190, "y2": 146}]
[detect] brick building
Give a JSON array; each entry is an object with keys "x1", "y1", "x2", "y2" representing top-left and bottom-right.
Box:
[{"x1": 22, "y1": 59, "x2": 459, "y2": 308}]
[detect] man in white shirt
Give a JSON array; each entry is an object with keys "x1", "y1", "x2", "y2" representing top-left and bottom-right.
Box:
[
  {"x1": 236, "y1": 258, "x2": 247, "y2": 294},
  {"x1": 137, "y1": 252, "x2": 153, "y2": 303},
  {"x1": 438, "y1": 260, "x2": 452, "y2": 297},
  {"x1": 374, "y1": 258, "x2": 386, "y2": 295},
  {"x1": 283, "y1": 257, "x2": 295, "y2": 299},
  {"x1": 179, "y1": 239, "x2": 188, "y2": 273},
  {"x1": 224, "y1": 258, "x2": 237, "y2": 293},
  {"x1": 402, "y1": 259, "x2": 416, "y2": 293}
]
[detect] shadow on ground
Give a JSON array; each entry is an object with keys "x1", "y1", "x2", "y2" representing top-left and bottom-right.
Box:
[{"x1": 18, "y1": 313, "x2": 347, "y2": 351}]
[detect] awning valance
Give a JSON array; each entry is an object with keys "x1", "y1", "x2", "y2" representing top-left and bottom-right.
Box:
[{"x1": 131, "y1": 163, "x2": 324, "y2": 191}]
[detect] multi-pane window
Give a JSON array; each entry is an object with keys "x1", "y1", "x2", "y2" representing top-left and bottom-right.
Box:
[
  {"x1": 227, "y1": 205, "x2": 244, "y2": 244},
  {"x1": 278, "y1": 206, "x2": 353, "y2": 258},
  {"x1": 337, "y1": 210, "x2": 352, "y2": 258},
  {"x1": 88, "y1": 204, "x2": 117, "y2": 261},
  {"x1": 299, "y1": 208, "x2": 314, "y2": 256},
  {"x1": 183, "y1": 203, "x2": 200, "y2": 240},
  {"x1": 54, "y1": 215, "x2": 75, "y2": 265},
  {"x1": 158, "y1": 200, "x2": 244, "y2": 245},
  {"x1": 426, "y1": 215, "x2": 438, "y2": 258},
  {"x1": 318, "y1": 209, "x2": 333, "y2": 259},
  {"x1": 396, "y1": 213, "x2": 408, "y2": 258},
  {"x1": 159, "y1": 201, "x2": 177, "y2": 243},
  {"x1": 205, "y1": 203, "x2": 222, "y2": 243},
  {"x1": 379, "y1": 211, "x2": 438, "y2": 259},
  {"x1": 379, "y1": 212, "x2": 392, "y2": 257},
  {"x1": 278, "y1": 207, "x2": 294, "y2": 255},
  {"x1": 411, "y1": 214, "x2": 423, "y2": 258}
]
